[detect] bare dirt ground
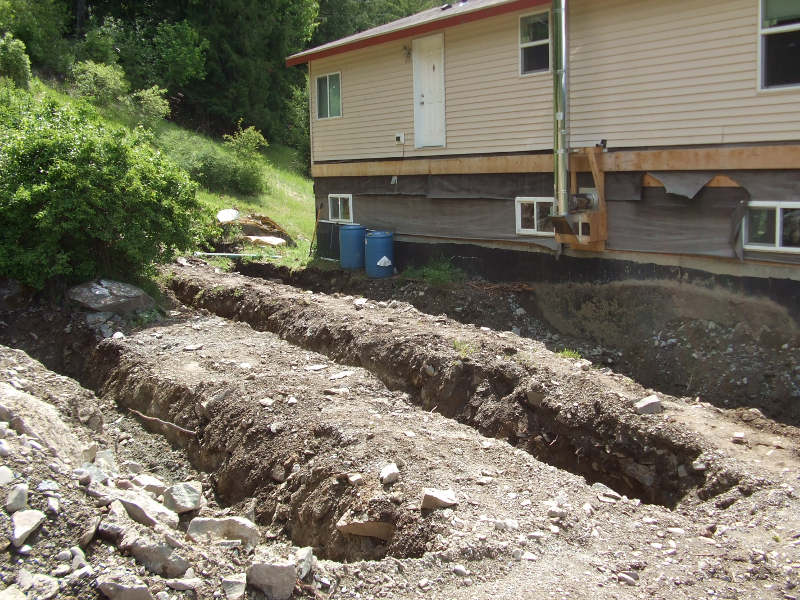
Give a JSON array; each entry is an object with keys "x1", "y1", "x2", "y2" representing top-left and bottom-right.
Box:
[{"x1": 0, "y1": 259, "x2": 799, "y2": 599}]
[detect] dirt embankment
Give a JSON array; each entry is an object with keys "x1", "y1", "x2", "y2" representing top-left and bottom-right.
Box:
[
  {"x1": 236, "y1": 261, "x2": 800, "y2": 426},
  {"x1": 165, "y1": 263, "x2": 761, "y2": 509}
]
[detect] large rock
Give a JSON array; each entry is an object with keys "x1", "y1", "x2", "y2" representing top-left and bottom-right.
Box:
[
  {"x1": 634, "y1": 394, "x2": 663, "y2": 415},
  {"x1": 246, "y1": 548, "x2": 296, "y2": 600},
  {"x1": 0, "y1": 585, "x2": 26, "y2": 600},
  {"x1": 129, "y1": 535, "x2": 189, "y2": 578},
  {"x1": 16, "y1": 570, "x2": 58, "y2": 600},
  {"x1": 186, "y1": 516, "x2": 259, "y2": 549},
  {"x1": 132, "y1": 474, "x2": 166, "y2": 495},
  {"x1": 5, "y1": 483, "x2": 28, "y2": 513},
  {"x1": 162, "y1": 482, "x2": 203, "y2": 514},
  {"x1": 221, "y1": 573, "x2": 246, "y2": 600},
  {"x1": 0, "y1": 466, "x2": 14, "y2": 486},
  {"x1": 0, "y1": 383, "x2": 82, "y2": 463},
  {"x1": 12, "y1": 510, "x2": 46, "y2": 547},
  {"x1": 335, "y1": 510, "x2": 394, "y2": 540},
  {"x1": 67, "y1": 280, "x2": 154, "y2": 314},
  {"x1": 295, "y1": 547, "x2": 314, "y2": 580},
  {"x1": 96, "y1": 569, "x2": 154, "y2": 600},
  {"x1": 420, "y1": 488, "x2": 458, "y2": 510},
  {"x1": 116, "y1": 490, "x2": 179, "y2": 529}
]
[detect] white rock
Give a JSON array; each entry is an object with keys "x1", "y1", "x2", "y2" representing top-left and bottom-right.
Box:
[
  {"x1": 46, "y1": 497, "x2": 60, "y2": 515},
  {"x1": 121, "y1": 461, "x2": 144, "y2": 474},
  {"x1": 71, "y1": 545, "x2": 88, "y2": 569},
  {"x1": 56, "y1": 549, "x2": 73, "y2": 562},
  {"x1": 81, "y1": 443, "x2": 99, "y2": 463},
  {"x1": 335, "y1": 510, "x2": 394, "y2": 540},
  {"x1": 129, "y1": 535, "x2": 190, "y2": 578},
  {"x1": 186, "y1": 516, "x2": 260, "y2": 549},
  {"x1": 52, "y1": 564, "x2": 71, "y2": 577},
  {"x1": 246, "y1": 548, "x2": 296, "y2": 600},
  {"x1": 295, "y1": 547, "x2": 314, "y2": 580},
  {"x1": 154, "y1": 593, "x2": 170, "y2": 600},
  {"x1": 96, "y1": 569, "x2": 154, "y2": 600},
  {"x1": 162, "y1": 482, "x2": 203, "y2": 514},
  {"x1": 0, "y1": 439, "x2": 10, "y2": 457},
  {"x1": 420, "y1": 488, "x2": 458, "y2": 510},
  {"x1": 0, "y1": 465, "x2": 14, "y2": 485},
  {"x1": 165, "y1": 578, "x2": 202, "y2": 591},
  {"x1": 117, "y1": 490, "x2": 179, "y2": 529},
  {"x1": 132, "y1": 474, "x2": 167, "y2": 495},
  {"x1": 221, "y1": 573, "x2": 246, "y2": 600},
  {"x1": 634, "y1": 394, "x2": 662, "y2": 415},
  {"x1": 0, "y1": 585, "x2": 26, "y2": 600},
  {"x1": 16, "y1": 571, "x2": 58, "y2": 600},
  {"x1": 346, "y1": 473, "x2": 363, "y2": 486},
  {"x1": 11, "y1": 509, "x2": 45, "y2": 546},
  {"x1": 94, "y1": 449, "x2": 118, "y2": 473},
  {"x1": 494, "y1": 518, "x2": 519, "y2": 531},
  {"x1": 6, "y1": 483, "x2": 28, "y2": 513},
  {"x1": 452, "y1": 564, "x2": 469, "y2": 577},
  {"x1": 379, "y1": 463, "x2": 400, "y2": 485}
]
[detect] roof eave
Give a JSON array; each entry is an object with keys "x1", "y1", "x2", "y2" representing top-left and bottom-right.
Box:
[{"x1": 286, "y1": 0, "x2": 550, "y2": 67}]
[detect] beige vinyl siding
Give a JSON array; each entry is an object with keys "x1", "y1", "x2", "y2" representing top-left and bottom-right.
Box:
[
  {"x1": 310, "y1": 0, "x2": 800, "y2": 162},
  {"x1": 310, "y1": 9, "x2": 552, "y2": 162}
]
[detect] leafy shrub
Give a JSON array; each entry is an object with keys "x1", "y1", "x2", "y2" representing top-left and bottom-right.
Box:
[
  {"x1": 0, "y1": 87, "x2": 202, "y2": 289},
  {"x1": 0, "y1": 32, "x2": 30, "y2": 88},
  {"x1": 556, "y1": 348, "x2": 582, "y2": 359},
  {"x1": 402, "y1": 256, "x2": 466, "y2": 286},
  {"x1": 75, "y1": 20, "x2": 119, "y2": 65},
  {"x1": 72, "y1": 60, "x2": 129, "y2": 106},
  {"x1": 223, "y1": 120, "x2": 268, "y2": 158},
  {"x1": 130, "y1": 85, "x2": 170, "y2": 127}
]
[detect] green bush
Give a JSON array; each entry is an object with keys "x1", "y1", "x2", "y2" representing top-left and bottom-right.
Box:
[
  {"x1": 75, "y1": 21, "x2": 119, "y2": 65},
  {"x1": 130, "y1": 85, "x2": 170, "y2": 128},
  {"x1": 0, "y1": 0, "x2": 69, "y2": 72},
  {"x1": 0, "y1": 32, "x2": 30, "y2": 89},
  {"x1": 223, "y1": 120, "x2": 268, "y2": 157},
  {"x1": 71, "y1": 60, "x2": 129, "y2": 106},
  {"x1": 0, "y1": 87, "x2": 202, "y2": 289}
]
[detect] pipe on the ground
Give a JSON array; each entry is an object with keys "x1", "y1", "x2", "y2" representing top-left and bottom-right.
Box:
[{"x1": 552, "y1": 0, "x2": 569, "y2": 216}]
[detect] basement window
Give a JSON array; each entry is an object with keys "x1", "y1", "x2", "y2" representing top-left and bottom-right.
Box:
[
  {"x1": 316, "y1": 73, "x2": 342, "y2": 119},
  {"x1": 760, "y1": 0, "x2": 800, "y2": 88},
  {"x1": 328, "y1": 194, "x2": 353, "y2": 223},
  {"x1": 515, "y1": 197, "x2": 554, "y2": 236},
  {"x1": 743, "y1": 201, "x2": 800, "y2": 252},
  {"x1": 519, "y1": 11, "x2": 550, "y2": 75}
]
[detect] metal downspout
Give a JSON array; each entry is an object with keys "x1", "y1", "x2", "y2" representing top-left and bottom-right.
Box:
[{"x1": 552, "y1": 0, "x2": 569, "y2": 216}]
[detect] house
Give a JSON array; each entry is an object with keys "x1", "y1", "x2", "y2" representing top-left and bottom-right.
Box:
[{"x1": 287, "y1": 0, "x2": 800, "y2": 318}]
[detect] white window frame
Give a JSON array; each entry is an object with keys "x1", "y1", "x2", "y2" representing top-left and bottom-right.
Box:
[
  {"x1": 757, "y1": 0, "x2": 800, "y2": 92},
  {"x1": 519, "y1": 10, "x2": 551, "y2": 77},
  {"x1": 515, "y1": 196, "x2": 555, "y2": 236},
  {"x1": 743, "y1": 200, "x2": 800, "y2": 253},
  {"x1": 316, "y1": 72, "x2": 342, "y2": 120},
  {"x1": 327, "y1": 194, "x2": 353, "y2": 223}
]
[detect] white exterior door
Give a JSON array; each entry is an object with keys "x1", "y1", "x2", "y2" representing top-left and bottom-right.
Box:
[{"x1": 412, "y1": 33, "x2": 445, "y2": 148}]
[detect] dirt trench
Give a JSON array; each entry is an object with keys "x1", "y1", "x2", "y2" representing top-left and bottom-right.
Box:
[
  {"x1": 236, "y1": 261, "x2": 800, "y2": 427},
  {"x1": 165, "y1": 263, "x2": 760, "y2": 510}
]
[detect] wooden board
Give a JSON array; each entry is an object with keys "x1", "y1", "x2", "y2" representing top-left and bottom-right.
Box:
[{"x1": 312, "y1": 144, "x2": 800, "y2": 178}]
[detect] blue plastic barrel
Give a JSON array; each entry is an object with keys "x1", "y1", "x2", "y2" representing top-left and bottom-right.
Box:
[
  {"x1": 365, "y1": 231, "x2": 394, "y2": 278},
  {"x1": 339, "y1": 224, "x2": 366, "y2": 269}
]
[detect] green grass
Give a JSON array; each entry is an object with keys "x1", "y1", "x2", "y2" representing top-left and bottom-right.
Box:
[
  {"x1": 453, "y1": 339, "x2": 476, "y2": 359},
  {"x1": 402, "y1": 256, "x2": 466, "y2": 286},
  {"x1": 556, "y1": 348, "x2": 582, "y2": 359}
]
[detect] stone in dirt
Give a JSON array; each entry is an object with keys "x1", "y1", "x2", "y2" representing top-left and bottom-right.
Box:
[
  {"x1": 221, "y1": 573, "x2": 246, "y2": 600},
  {"x1": 132, "y1": 474, "x2": 167, "y2": 495},
  {"x1": 634, "y1": 394, "x2": 662, "y2": 415},
  {"x1": 16, "y1": 570, "x2": 59, "y2": 600},
  {"x1": 0, "y1": 585, "x2": 26, "y2": 600},
  {"x1": 421, "y1": 488, "x2": 459, "y2": 509},
  {"x1": 246, "y1": 548, "x2": 296, "y2": 600},
  {"x1": 96, "y1": 569, "x2": 155, "y2": 600},
  {"x1": 0, "y1": 465, "x2": 14, "y2": 485},
  {"x1": 6, "y1": 483, "x2": 28, "y2": 513},
  {"x1": 380, "y1": 463, "x2": 400, "y2": 485},
  {"x1": 336, "y1": 510, "x2": 395, "y2": 540},
  {"x1": 165, "y1": 577, "x2": 202, "y2": 591},
  {"x1": 162, "y1": 481, "x2": 204, "y2": 514},
  {"x1": 295, "y1": 546, "x2": 315, "y2": 579},
  {"x1": 186, "y1": 516, "x2": 260, "y2": 549},
  {"x1": 117, "y1": 490, "x2": 179, "y2": 529},
  {"x1": 126, "y1": 533, "x2": 190, "y2": 578},
  {"x1": 11, "y1": 509, "x2": 46, "y2": 547},
  {"x1": 67, "y1": 279, "x2": 155, "y2": 314}
]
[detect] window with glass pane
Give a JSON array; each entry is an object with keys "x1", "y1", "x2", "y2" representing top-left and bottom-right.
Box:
[
  {"x1": 520, "y1": 203, "x2": 537, "y2": 230},
  {"x1": 535, "y1": 201, "x2": 554, "y2": 232},
  {"x1": 316, "y1": 73, "x2": 342, "y2": 119},
  {"x1": 761, "y1": 0, "x2": 800, "y2": 88},
  {"x1": 329, "y1": 196, "x2": 340, "y2": 220},
  {"x1": 516, "y1": 198, "x2": 554, "y2": 235},
  {"x1": 746, "y1": 207, "x2": 776, "y2": 245},
  {"x1": 783, "y1": 208, "x2": 800, "y2": 247},
  {"x1": 520, "y1": 12, "x2": 550, "y2": 74},
  {"x1": 328, "y1": 194, "x2": 352, "y2": 223}
]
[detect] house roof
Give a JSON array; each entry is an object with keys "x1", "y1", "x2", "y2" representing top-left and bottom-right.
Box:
[{"x1": 286, "y1": 0, "x2": 550, "y2": 66}]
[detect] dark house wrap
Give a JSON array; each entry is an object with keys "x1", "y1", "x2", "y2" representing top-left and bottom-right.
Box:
[{"x1": 314, "y1": 170, "x2": 800, "y2": 265}]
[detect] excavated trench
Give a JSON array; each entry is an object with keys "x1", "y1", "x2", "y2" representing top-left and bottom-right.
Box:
[{"x1": 164, "y1": 266, "x2": 757, "y2": 510}]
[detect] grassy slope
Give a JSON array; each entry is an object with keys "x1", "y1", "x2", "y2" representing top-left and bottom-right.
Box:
[{"x1": 34, "y1": 78, "x2": 317, "y2": 269}]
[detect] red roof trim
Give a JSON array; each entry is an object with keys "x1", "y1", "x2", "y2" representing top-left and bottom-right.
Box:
[{"x1": 287, "y1": 0, "x2": 550, "y2": 67}]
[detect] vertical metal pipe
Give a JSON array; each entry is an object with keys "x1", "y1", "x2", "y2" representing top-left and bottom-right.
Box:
[{"x1": 552, "y1": 0, "x2": 569, "y2": 216}]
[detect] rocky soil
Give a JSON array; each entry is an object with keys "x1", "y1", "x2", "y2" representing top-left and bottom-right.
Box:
[{"x1": 0, "y1": 259, "x2": 798, "y2": 600}]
